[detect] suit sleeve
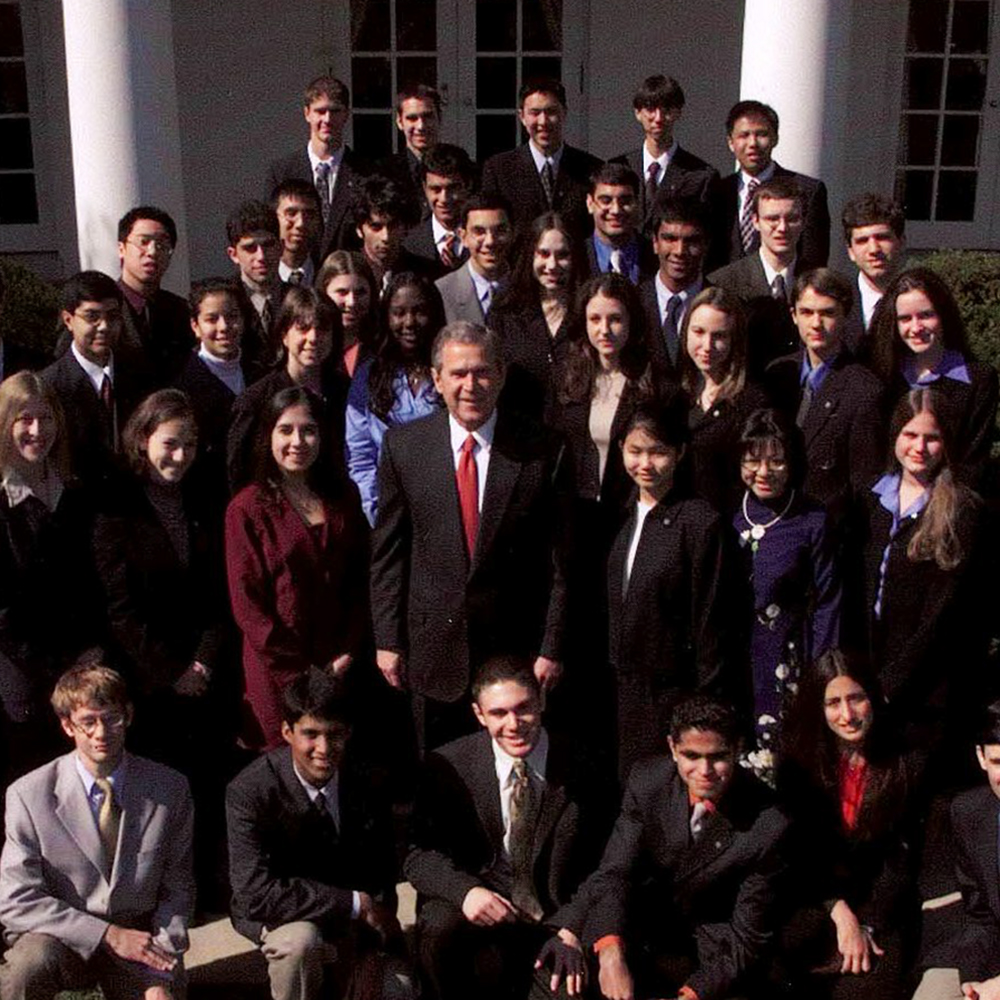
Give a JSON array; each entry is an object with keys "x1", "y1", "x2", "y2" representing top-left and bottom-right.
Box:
[
  {"x1": 954, "y1": 798, "x2": 1000, "y2": 982},
  {"x1": 808, "y1": 511, "x2": 842, "y2": 658},
  {"x1": 151, "y1": 774, "x2": 195, "y2": 957},
  {"x1": 848, "y1": 383, "x2": 885, "y2": 491},
  {"x1": 0, "y1": 783, "x2": 111, "y2": 959},
  {"x1": 958, "y1": 366, "x2": 999, "y2": 488},
  {"x1": 539, "y1": 436, "x2": 573, "y2": 662},
  {"x1": 800, "y1": 180, "x2": 831, "y2": 269},
  {"x1": 369, "y1": 431, "x2": 411, "y2": 654},
  {"x1": 690, "y1": 508, "x2": 726, "y2": 695}
]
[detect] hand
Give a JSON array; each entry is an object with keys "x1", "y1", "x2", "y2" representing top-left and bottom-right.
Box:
[
  {"x1": 327, "y1": 653, "x2": 353, "y2": 677},
  {"x1": 173, "y1": 664, "x2": 209, "y2": 697},
  {"x1": 830, "y1": 899, "x2": 882, "y2": 974},
  {"x1": 597, "y1": 941, "x2": 633, "y2": 1000},
  {"x1": 963, "y1": 976, "x2": 1000, "y2": 1000},
  {"x1": 356, "y1": 891, "x2": 401, "y2": 943},
  {"x1": 103, "y1": 925, "x2": 177, "y2": 972},
  {"x1": 533, "y1": 656, "x2": 563, "y2": 693},
  {"x1": 461, "y1": 886, "x2": 517, "y2": 926},
  {"x1": 535, "y1": 928, "x2": 586, "y2": 996},
  {"x1": 376, "y1": 649, "x2": 406, "y2": 689},
  {"x1": 144, "y1": 987, "x2": 175, "y2": 1000}
]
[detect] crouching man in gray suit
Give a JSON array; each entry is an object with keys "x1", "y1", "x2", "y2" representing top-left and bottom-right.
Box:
[{"x1": 0, "y1": 660, "x2": 194, "y2": 1000}]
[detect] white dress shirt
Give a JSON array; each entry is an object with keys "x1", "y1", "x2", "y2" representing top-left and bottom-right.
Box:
[
  {"x1": 858, "y1": 273, "x2": 884, "y2": 330},
  {"x1": 491, "y1": 729, "x2": 549, "y2": 852},
  {"x1": 448, "y1": 410, "x2": 497, "y2": 512},
  {"x1": 624, "y1": 499, "x2": 656, "y2": 588},
  {"x1": 642, "y1": 140, "x2": 676, "y2": 183},
  {"x1": 759, "y1": 250, "x2": 796, "y2": 302},
  {"x1": 307, "y1": 143, "x2": 345, "y2": 203}
]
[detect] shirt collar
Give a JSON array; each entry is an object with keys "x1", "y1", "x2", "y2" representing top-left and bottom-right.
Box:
[
  {"x1": 279, "y1": 258, "x2": 315, "y2": 286},
  {"x1": 70, "y1": 342, "x2": 114, "y2": 392},
  {"x1": 902, "y1": 348, "x2": 971, "y2": 387},
  {"x1": 467, "y1": 260, "x2": 499, "y2": 299},
  {"x1": 857, "y1": 273, "x2": 884, "y2": 329},
  {"x1": 739, "y1": 161, "x2": 775, "y2": 190},
  {"x1": 643, "y1": 140, "x2": 677, "y2": 175},
  {"x1": 291, "y1": 760, "x2": 338, "y2": 802},
  {"x1": 2, "y1": 467, "x2": 63, "y2": 511},
  {"x1": 759, "y1": 250, "x2": 796, "y2": 290},
  {"x1": 491, "y1": 727, "x2": 549, "y2": 787},
  {"x1": 307, "y1": 143, "x2": 344, "y2": 172},
  {"x1": 75, "y1": 752, "x2": 127, "y2": 799},
  {"x1": 198, "y1": 344, "x2": 243, "y2": 369},
  {"x1": 431, "y1": 214, "x2": 458, "y2": 244},
  {"x1": 593, "y1": 234, "x2": 639, "y2": 266},
  {"x1": 872, "y1": 471, "x2": 930, "y2": 521},
  {"x1": 800, "y1": 352, "x2": 834, "y2": 389},
  {"x1": 655, "y1": 273, "x2": 703, "y2": 312},
  {"x1": 117, "y1": 278, "x2": 149, "y2": 313},
  {"x1": 448, "y1": 409, "x2": 497, "y2": 454},
  {"x1": 528, "y1": 141, "x2": 563, "y2": 174}
]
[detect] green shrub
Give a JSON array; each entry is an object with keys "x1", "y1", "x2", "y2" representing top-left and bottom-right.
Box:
[{"x1": 0, "y1": 255, "x2": 61, "y2": 354}]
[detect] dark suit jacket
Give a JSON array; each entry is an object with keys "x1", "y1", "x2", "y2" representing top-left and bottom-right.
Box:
[
  {"x1": 226, "y1": 745, "x2": 397, "y2": 944},
  {"x1": 639, "y1": 275, "x2": 712, "y2": 382},
  {"x1": 404, "y1": 729, "x2": 612, "y2": 916},
  {"x1": 612, "y1": 146, "x2": 718, "y2": 227},
  {"x1": 401, "y1": 218, "x2": 468, "y2": 281},
  {"x1": 232, "y1": 281, "x2": 288, "y2": 385},
  {"x1": 554, "y1": 758, "x2": 789, "y2": 1000},
  {"x1": 951, "y1": 785, "x2": 1000, "y2": 982},
  {"x1": 480, "y1": 143, "x2": 602, "y2": 239},
  {"x1": 710, "y1": 163, "x2": 830, "y2": 272},
  {"x1": 707, "y1": 253, "x2": 801, "y2": 378},
  {"x1": 378, "y1": 148, "x2": 428, "y2": 220},
  {"x1": 583, "y1": 235, "x2": 657, "y2": 285},
  {"x1": 370, "y1": 408, "x2": 571, "y2": 702},
  {"x1": 119, "y1": 286, "x2": 194, "y2": 387},
  {"x1": 266, "y1": 147, "x2": 369, "y2": 258},
  {"x1": 39, "y1": 351, "x2": 148, "y2": 489},
  {"x1": 842, "y1": 286, "x2": 868, "y2": 359}
]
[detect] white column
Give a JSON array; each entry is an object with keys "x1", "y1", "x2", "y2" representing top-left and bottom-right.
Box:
[
  {"x1": 738, "y1": 0, "x2": 852, "y2": 185},
  {"x1": 62, "y1": 0, "x2": 189, "y2": 290}
]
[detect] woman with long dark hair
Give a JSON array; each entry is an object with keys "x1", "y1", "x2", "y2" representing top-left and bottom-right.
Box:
[
  {"x1": 345, "y1": 272, "x2": 444, "y2": 525},
  {"x1": 317, "y1": 250, "x2": 379, "y2": 376},
  {"x1": 869, "y1": 267, "x2": 998, "y2": 487}
]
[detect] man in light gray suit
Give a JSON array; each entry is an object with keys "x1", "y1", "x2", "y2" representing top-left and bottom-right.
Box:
[
  {"x1": 435, "y1": 194, "x2": 514, "y2": 325},
  {"x1": 0, "y1": 661, "x2": 194, "y2": 1000}
]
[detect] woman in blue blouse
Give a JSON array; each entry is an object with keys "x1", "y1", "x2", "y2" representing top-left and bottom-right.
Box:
[
  {"x1": 733, "y1": 407, "x2": 841, "y2": 768},
  {"x1": 869, "y1": 267, "x2": 998, "y2": 487},
  {"x1": 345, "y1": 272, "x2": 445, "y2": 525}
]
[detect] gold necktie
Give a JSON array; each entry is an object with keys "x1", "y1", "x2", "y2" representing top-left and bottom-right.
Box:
[
  {"x1": 509, "y1": 760, "x2": 543, "y2": 921},
  {"x1": 95, "y1": 777, "x2": 120, "y2": 873}
]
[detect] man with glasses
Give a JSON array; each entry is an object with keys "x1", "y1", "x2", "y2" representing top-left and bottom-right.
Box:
[
  {"x1": 0, "y1": 660, "x2": 194, "y2": 1000},
  {"x1": 115, "y1": 205, "x2": 194, "y2": 385}
]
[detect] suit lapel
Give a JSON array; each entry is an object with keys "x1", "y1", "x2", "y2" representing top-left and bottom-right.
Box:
[
  {"x1": 111, "y1": 756, "x2": 156, "y2": 889},
  {"x1": 53, "y1": 754, "x2": 110, "y2": 883},
  {"x1": 803, "y1": 357, "x2": 844, "y2": 446},
  {"x1": 531, "y1": 737, "x2": 570, "y2": 864},
  {"x1": 468, "y1": 734, "x2": 505, "y2": 851},
  {"x1": 473, "y1": 419, "x2": 520, "y2": 573},
  {"x1": 674, "y1": 805, "x2": 736, "y2": 883},
  {"x1": 427, "y1": 413, "x2": 469, "y2": 568},
  {"x1": 607, "y1": 505, "x2": 634, "y2": 612}
]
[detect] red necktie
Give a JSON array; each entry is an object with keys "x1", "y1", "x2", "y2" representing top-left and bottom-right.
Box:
[{"x1": 456, "y1": 435, "x2": 478, "y2": 559}]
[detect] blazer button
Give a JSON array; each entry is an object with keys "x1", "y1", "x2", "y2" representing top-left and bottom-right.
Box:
[
  {"x1": 824, "y1": 400, "x2": 832, "y2": 409},
  {"x1": 446, "y1": 616, "x2": 454, "y2": 625},
  {"x1": 662, "y1": 517, "x2": 671, "y2": 525}
]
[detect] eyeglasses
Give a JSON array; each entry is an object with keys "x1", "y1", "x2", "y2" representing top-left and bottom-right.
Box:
[
  {"x1": 126, "y1": 234, "x2": 174, "y2": 256},
  {"x1": 741, "y1": 457, "x2": 788, "y2": 472},
  {"x1": 74, "y1": 308, "x2": 122, "y2": 326},
  {"x1": 70, "y1": 712, "x2": 127, "y2": 736}
]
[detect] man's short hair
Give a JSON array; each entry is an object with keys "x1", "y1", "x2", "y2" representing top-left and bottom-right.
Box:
[
  {"x1": 459, "y1": 192, "x2": 512, "y2": 231},
  {"x1": 632, "y1": 74, "x2": 685, "y2": 112},
  {"x1": 61, "y1": 271, "x2": 122, "y2": 313},
  {"x1": 792, "y1": 267, "x2": 854, "y2": 313},
  {"x1": 271, "y1": 179, "x2": 323, "y2": 215},
  {"x1": 751, "y1": 175, "x2": 805, "y2": 217},
  {"x1": 282, "y1": 668, "x2": 353, "y2": 728},
  {"x1": 431, "y1": 320, "x2": 502, "y2": 371},
  {"x1": 352, "y1": 175, "x2": 420, "y2": 229},
  {"x1": 976, "y1": 700, "x2": 1000, "y2": 747},
  {"x1": 650, "y1": 197, "x2": 711, "y2": 239},
  {"x1": 304, "y1": 75, "x2": 349, "y2": 108},
  {"x1": 668, "y1": 695, "x2": 740, "y2": 748},
  {"x1": 117, "y1": 206, "x2": 178, "y2": 247},
  {"x1": 471, "y1": 655, "x2": 541, "y2": 703},
  {"x1": 725, "y1": 99, "x2": 779, "y2": 136},
  {"x1": 395, "y1": 82, "x2": 442, "y2": 116},
  {"x1": 589, "y1": 162, "x2": 640, "y2": 196},
  {"x1": 419, "y1": 143, "x2": 476, "y2": 186},
  {"x1": 518, "y1": 76, "x2": 567, "y2": 109},
  {"x1": 226, "y1": 200, "x2": 279, "y2": 247},
  {"x1": 841, "y1": 193, "x2": 906, "y2": 244},
  {"x1": 51, "y1": 657, "x2": 130, "y2": 719}
]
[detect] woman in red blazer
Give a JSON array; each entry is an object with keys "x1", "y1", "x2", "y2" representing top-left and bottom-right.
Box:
[{"x1": 225, "y1": 385, "x2": 369, "y2": 749}]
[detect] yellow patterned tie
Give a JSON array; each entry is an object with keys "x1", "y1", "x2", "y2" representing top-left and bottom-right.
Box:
[
  {"x1": 509, "y1": 760, "x2": 543, "y2": 921},
  {"x1": 95, "y1": 777, "x2": 120, "y2": 874}
]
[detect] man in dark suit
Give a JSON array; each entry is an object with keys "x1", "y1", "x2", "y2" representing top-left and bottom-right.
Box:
[
  {"x1": 402, "y1": 144, "x2": 475, "y2": 280},
  {"x1": 406, "y1": 656, "x2": 612, "y2": 1000},
  {"x1": 764, "y1": 269, "x2": 884, "y2": 528},
  {"x1": 709, "y1": 174, "x2": 806, "y2": 377},
  {"x1": 583, "y1": 162, "x2": 656, "y2": 285},
  {"x1": 710, "y1": 99, "x2": 830, "y2": 272},
  {"x1": 379, "y1": 84, "x2": 444, "y2": 218},
  {"x1": 42, "y1": 271, "x2": 148, "y2": 488},
  {"x1": 266, "y1": 76, "x2": 368, "y2": 258},
  {"x1": 227, "y1": 669, "x2": 412, "y2": 1000},
  {"x1": 534, "y1": 695, "x2": 789, "y2": 1000},
  {"x1": 611, "y1": 74, "x2": 718, "y2": 229},
  {"x1": 371, "y1": 320, "x2": 570, "y2": 753},
  {"x1": 480, "y1": 77, "x2": 601, "y2": 240},
  {"x1": 225, "y1": 200, "x2": 288, "y2": 382},
  {"x1": 272, "y1": 180, "x2": 324, "y2": 288},
  {"x1": 841, "y1": 193, "x2": 907, "y2": 358},
  {"x1": 640, "y1": 197, "x2": 712, "y2": 378}
]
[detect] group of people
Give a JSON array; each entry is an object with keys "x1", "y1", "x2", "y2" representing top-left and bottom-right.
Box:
[{"x1": 0, "y1": 68, "x2": 997, "y2": 1000}]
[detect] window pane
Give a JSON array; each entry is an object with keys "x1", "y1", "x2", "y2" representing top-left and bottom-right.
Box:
[
  {"x1": 477, "y1": 0, "x2": 516, "y2": 52},
  {"x1": 0, "y1": 5, "x2": 25, "y2": 58},
  {"x1": 936, "y1": 170, "x2": 977, "y2": 220},
  {"x1": 353, "y1": 114, "x2": 393, "y2": 160},
  {"x1": 951, "y1": 1, "x2": 990, "y2": 54},
  {"x1": 0, "y1": 119, "x2": 32, "y2": 169},
  {"x1": 524, "y1": 0, "x2": 562, "y2": 50},
  {"x1": 522, "y1": 55, "x2": 561, "y2": 82},
  {"x1": 352, "y1": 56, "x2": 392, "y2": 108},
  {"x1": 896, "y1": 169, "x2": 934, "y2": 219},
  {"x1": 397, "y1": 56, "x2": 436, "y2": 92},
  {"x1": 907, "y1": 0, "x2": 948, "y2": 51},
  {"x1": 0, "y1": 62, "x2": 29, "y2": 114},
  {"x1": 945, "y1": 58, "x2": 988, "y2": 110},
  {"x1": 904, "y1": 58, "x2": 943, "y2": 109},
  {"x1": 900, "y1": 114, "x2": 938, "y2": 165},
  {"x1": 477, "y1": 56, "x2": 516, "y2": 109},
  {"x1": 941, "y1": 115, "x2": 980, "y2": 165},
  {"x1": 477, "y1": 114, "x2": 518, "y2": 160},
  {"x1": 0, "y1": 173, "x2": 38, "y2": 224},
  {"x1": 351, "y1": 0, "x2": 390, "y2": 50},
  {"x1": 397, "y1": 0, "x2": 436, "y2": 51}
]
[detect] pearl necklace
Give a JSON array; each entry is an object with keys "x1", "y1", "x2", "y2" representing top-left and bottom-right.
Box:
[{"x1": 740, "y1": 489, "x2": 796, "y2": 553}]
